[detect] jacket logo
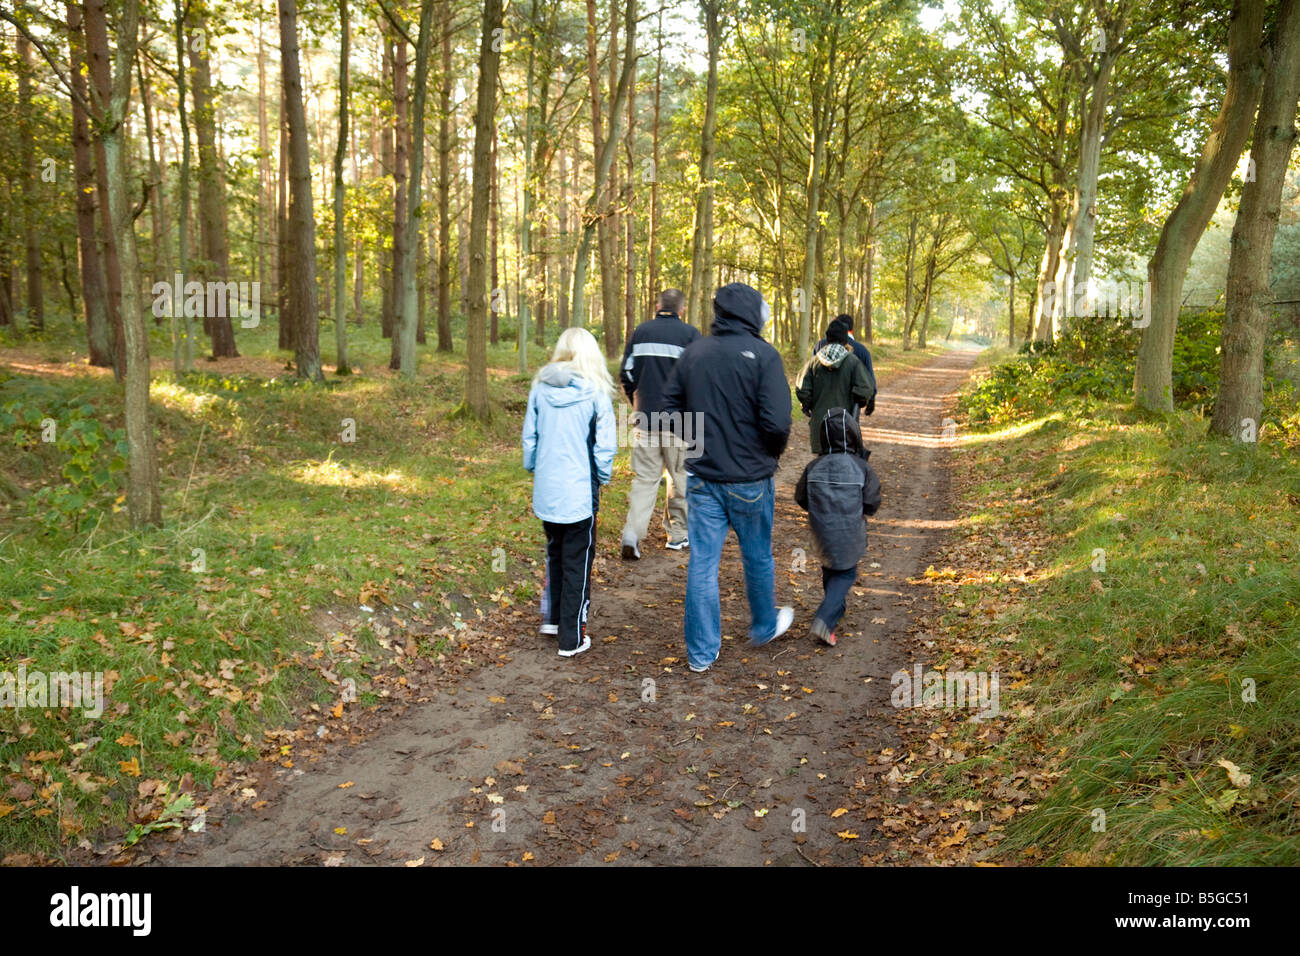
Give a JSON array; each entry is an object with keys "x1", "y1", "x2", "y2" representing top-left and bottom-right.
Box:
[{"x1": 741, "y1": 350, "x2": 755, "y2": 359}]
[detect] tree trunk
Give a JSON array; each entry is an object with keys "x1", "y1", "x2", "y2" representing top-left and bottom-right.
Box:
[
  {"x1": 17, "y1": 32, "x2": 44, "y2": 331},
  {"x1": 333, "y1": 0, "x2": 350, "y2": 373},
  {"x1": 103, "y1": 0, "x2": 161, "y2": 527},
  {"x1": 462, "y1": 0, "x2": 504, "y2": 416},
  {"x1": 571, "y1": 0, "x2": 637, "y2": 336},
  {"x1": 85, "y1": 0, "x2": 126, "y2": 378},
  {"x1": 170, "y1": 0, "x2": 197, "y2": 372},
  {"x1": 687, "y1": 0, "x2": 720, "y2": 331},
  {"x1": 190, "y1": 7, "x2": 237, "y2": 357},
  {"x1": 258, "y1": 8, "x2": 269, "y2": 321},
  {"x1": 436, "y1": 0, "x2": 454, "y2": 352},
  {"x1": 390, "y1": 28, "x2": 410, "y2": 369},
  {"x1": 1134, "y1": 0, "x2": 1267, "y2": 411},
  {"x1": 280, "y1": 0, "x2": 322, "y2": 380},
  {"x1": 67, "y1": 2, "x2": 113, "y2": 366},
  {"x1": 1210, "y1": 0, "x2": 1300, "y2": 437},
  {"x1": 647, "y1": 10, "x2": 663, "y2": 305},
  {"x1": 557, "y1": 148, "x2": 570, "y2": 330},
  {"x1": 394, "y1": 0, "x2": 435, "y2": 377},
  {"x1": 490, "y1": 124, "x2": 500, "y2": 347}
]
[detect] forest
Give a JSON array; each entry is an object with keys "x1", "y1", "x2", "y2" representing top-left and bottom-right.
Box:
[{"x1": 0, "y1": 0, "x2": 1297, "y2": 873}]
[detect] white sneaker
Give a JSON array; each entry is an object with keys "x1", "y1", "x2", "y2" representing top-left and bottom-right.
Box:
[
  {"x1": 751, "y1": 606, "x2": 795, "y2": 647},
  {"x1": 666, "y1": 537, "x2": 689, "y2": 550},
  {"x1": 539, "y1": 624, "x2": 558, "y2": 636},
  {"x1": 557, "y1": 636, "x2": 591, "y2": 658}
]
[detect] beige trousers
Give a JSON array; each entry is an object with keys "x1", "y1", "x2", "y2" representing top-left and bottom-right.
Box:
[{"x1": 621, "y1": 430, "x2": 688, "y2": 545}]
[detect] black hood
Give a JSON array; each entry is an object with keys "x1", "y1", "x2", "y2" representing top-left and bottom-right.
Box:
[
  {"x1": 711, "y1": 283, "x2": 766, "y2": 336},
  {"x1": 819, "y1": 407, "x2": 865, "y2": 456}
]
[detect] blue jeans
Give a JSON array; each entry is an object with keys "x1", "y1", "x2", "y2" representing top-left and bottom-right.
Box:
[
  {"x1": 816, "y1": 564, "x2": 858, "y2": 632},
  {"x1": 684, "y1": 475, "x2": 777, "y2": 669}
]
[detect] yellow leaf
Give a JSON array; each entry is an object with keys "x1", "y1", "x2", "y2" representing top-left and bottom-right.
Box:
[
  {"x1": 604, "y1": 851, "x2": 620, "y2": 862},
  {"x1": 115, "y1": 733, "x2": 140, "y2": 746},
  {"x1": 522, "y1": 851, "x2": 535, "y2": 862},
  {"x1": 542, "y1": 811, "x2": 557, "y2": 824},
  {"x1": 331, "y1": 702, "x2": 344, "y2": 718},
  {"x1": 430, "y1": 838, "x2": 445, "y2": 851},
  {"x1": 404, "y1": 856, "x2": 425, "y2": 867},
  {"x1": 338, "y1": 781, "x2": 354, "y2": 789},
  {"x1": 836, "y1": 830, "x2": 860, "y2": 840},
  {"x1": 831, "y1": 808, "x2": 849, "y2": 818},
  {"x1": 488, "y1": 696, "x2": 506, "y2": 704},
  {"x1": 118, "y1": 758, "x2": 141, "y2": 777},
  {"x1": 334, "y1": 827, "x2": 347, "y2": 835}
]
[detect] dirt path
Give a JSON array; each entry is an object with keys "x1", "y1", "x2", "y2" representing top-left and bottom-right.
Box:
[{"x1": 155, "y1": 347, "x2": 978, "y2": 866}]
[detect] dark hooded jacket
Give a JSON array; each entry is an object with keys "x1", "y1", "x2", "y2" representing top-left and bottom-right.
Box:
[
  {"x1": 619, "y1": 310, "x2": 700, "y2": 421},
  {"x1": 794, "y1": 408, "x2": 882, "y2": 570},
  {"x1": 661, "y1": 283, "x2": 792, "y2": 482},
  {"x1": 795, "y1": 342, "x2": 875, "y2": 454}
]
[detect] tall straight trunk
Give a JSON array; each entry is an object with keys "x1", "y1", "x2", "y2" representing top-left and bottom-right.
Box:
[
  {"x1": 457, "y1": 151, "x2": 470, "y2": 315},
  {"x1": 902, "y1": 212, "x2": 917, "y2": 348},
  {"x1": 389, "y1": 29, "x2": 409, "y2": 367},
  {"x1": 395, "y1": 0, "x2": 436, "y2": 378},
  {"x1": 1052, "y1": 50, "x2": 1116, "y2": 335},
  {"x1": 171, "y1": 0, "x2": 197, "y2": 371},
  {"x1": 190, "y1": 7, "x2": 236, "y2": 356},
  {"x1": 557, "y1": 148, "x2": 570, "y2": 330},
  {"x1": 333, "y1": 0, "x2": 350, "y2": 373},
  {"x1": 280, "y1": 0, "x2": 322, "y2": 380},
  {"x1": 17, "y1": 33, "x2": 44, "y2": 330},
  {"x1": 1210, "y1": 0, "x2": 1300, "y2": 437},
  {"x1": 276, "y1": 90, "x2": 293, "y2": 347},
  {"x1": 490, "y1": 124, "x2": 500, "y2": 346},
  {"x1": 85, "y1": 0, "x2": 125, "y2": 378},
  {"x1": 1032, "y1": 193, "x2": 1066, "y2": 342},
  {"x1": 463, "y1": 0, "x2": 504, "y2": 416},
  {"x1": 647, "y1": 10, "x2": 663, "y2": 305},
  {"x1": 436, "y1": 0, "x2": 453, "y2": 352},
  {"x1": 599, "y1": 0, "x2": 622, "y2": 355},
  {"x1": 138, "y1": 51, "x2": 169, "y2": 324},
  {"x1": 379, "y1": 40, "x2": 394, "y2": 337},
  {"x1": 352, "y1": 114, "x2": 363, "y2": 324},
  {"x1": 67, "y1": 2, "x2": 113, "y2": 366},
  {"x1": 258, "y1": 9, "x2": 269, "y2": 317},
  {"x1": 1135, "y1": 0, "x2": 1266, "y2": 410},
  {"x1": 797, "y1": 4, "x2": 839, "y2": 353},
  {"x1": 687, "y1": 0, "x2": 720, "y2": 331},
  {"x1": 582, "y1": 0, "x2": 611, "y2": 349},
  {"x1": 103, "y1": 0, "x2": 161, "y2": 527},
  {"x1": 1008, "y1": 273, "x2": 1016, "y2": 347},
  {"x1": 570, "y1": 0, "x2": 637, "y2": 335},
  {"x1": 863, "y1": 203, "x2": 875, "y2": 342},
  {"x1": 623, "y1": 40, "x2": 637, "y2": 339}
]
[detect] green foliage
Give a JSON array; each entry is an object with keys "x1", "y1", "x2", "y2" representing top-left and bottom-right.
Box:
[
  {"x1": 960, "y1": 311, "x2": 1299, "y2": 438},
  {"x1": 0, "y1": 395, "x2": 126, "y2": 530}
]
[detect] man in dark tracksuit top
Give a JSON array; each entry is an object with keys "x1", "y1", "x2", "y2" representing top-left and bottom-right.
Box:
[
  {"x1": 662, "y1": 283, "x2": 796, "y2": 673},
  {"x1": 619, "y1": 289, "x2": 700, "y2": 559}
]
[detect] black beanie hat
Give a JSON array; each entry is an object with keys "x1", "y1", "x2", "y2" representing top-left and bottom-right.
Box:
[
  {"x1": 826, "y1": 317, "x2": 850, "y2": 344},
  {"x1": 835, "y1": 312, "x2": 854, "y2": 331}
]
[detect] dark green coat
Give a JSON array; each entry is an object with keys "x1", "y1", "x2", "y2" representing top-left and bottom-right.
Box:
[{"x1": 795, "y1": 344, "x2": 875, "y2": 454}]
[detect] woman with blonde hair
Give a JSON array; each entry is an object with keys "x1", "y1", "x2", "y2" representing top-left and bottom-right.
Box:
[{"x1": 522, "y1": 328, "x2": 617, "y2": 657}]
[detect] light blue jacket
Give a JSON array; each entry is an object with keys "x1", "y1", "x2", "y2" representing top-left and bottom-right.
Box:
[{"x1": 522, "y1": 364, "x2": 616, "y2": 524}]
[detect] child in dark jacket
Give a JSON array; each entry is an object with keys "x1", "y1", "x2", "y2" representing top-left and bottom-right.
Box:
[{"x1": 794, "y1": 408, "x2": 881, "y2": 646}]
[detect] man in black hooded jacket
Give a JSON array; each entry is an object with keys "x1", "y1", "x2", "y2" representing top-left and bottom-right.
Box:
[{"x1": 662, "y1": 283, "x2": 795, "y2": 672}]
